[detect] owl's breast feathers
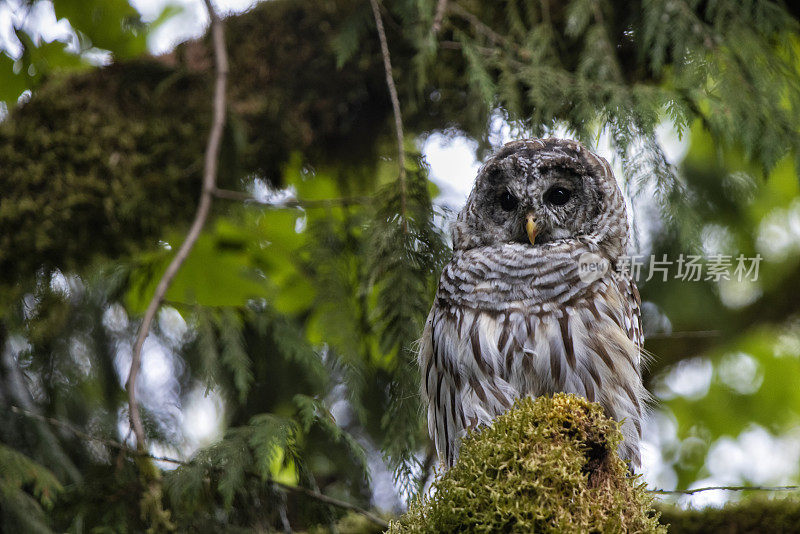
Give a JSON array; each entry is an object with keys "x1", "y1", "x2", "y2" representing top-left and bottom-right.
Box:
[{"x1": 420, "y1": 241, "x2": 646, "y2": 467}]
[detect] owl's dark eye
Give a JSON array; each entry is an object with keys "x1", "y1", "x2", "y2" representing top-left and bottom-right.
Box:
[
  {"x1": 544, "y1": 186, "x2": 572, "y2": 206},
  {"x1": 499, "y1": 191, "x2": 518, "y2": 211}
]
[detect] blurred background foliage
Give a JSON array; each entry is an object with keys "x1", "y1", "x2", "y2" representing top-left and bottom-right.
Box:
[{"x1": 1, "y1": 0, "x2": 800, "y2": 531}]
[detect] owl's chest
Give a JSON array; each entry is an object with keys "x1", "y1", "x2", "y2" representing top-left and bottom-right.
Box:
[
  {"x1": 435, "y1": 244, "x2": 606, "y2": 313},
  {"x1": 431, "y1": 276, "x2": 637, "y2": 397}
]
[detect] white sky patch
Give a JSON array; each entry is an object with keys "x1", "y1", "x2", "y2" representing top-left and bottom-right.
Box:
[
  {"x1": 132, "y1": 0, "x2": 258, "y2": 54},
  {"x1": 757, "y1": 199, "x2": 800, "y2": 262},
  {"x1": 48, "y1": 269, "x2": 72, "y2": 296},
  {"x1": 103, "y1": 303, "x2": 130, "y2": 333},
  {"x1": 641, "y1": 440, "x2": 677, "y2": 490},
  {"x1": 113, "y1": 335, "x2": 182, "y2": 424},
  {"x1": 0, "y1": 0, "x2": 74, "y2": 57},
  {"x1": 0, "y1": 3, "x2": 22, "y2": 57},
  {"x1": 716, "y1": 352, "x2": 763, "y2": 395},
  {"x1": 718, "y1": 277, "x2": 762, "y2": 309},
  {"x1": 707, "y1": 425, "x2": 800, "y2": 486},
  {"x1": 654, "y1": 357, "x2": 713, "y2": 401},
  {"x1": 0, "y1": 0, "x2": 259, "y2": 59},
  {"x1": 655, "y1": 121, "x2": 690, "y2": 164},
  {"x1": 181, "y1": 385, "x2": 225, "y2": 452},
  {"x1": 69, "y1": 337, "x2": 93, "y2": 376},
  {"x1": 640, "y1": 410, "x2": 680, "y2": 491},
  {"x1": 678, "y1": 481, "x2": 729, "y2": 508},
  {"x1": 140, "y1": 342, "x2": 173, "y2": 390},
  {"x1": 158, "y1": 305, "x2": 190, "y2": 346},
  {"x1": 775, "y1": 323, "x2": 800, "y2": 359},
  {"x1": 422, "y1": 133, "x2": 480, "y2": 209}
]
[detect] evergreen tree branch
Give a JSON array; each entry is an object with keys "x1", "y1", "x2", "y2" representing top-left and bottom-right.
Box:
[
  {"x1": 125, "y1": 0, "x2": 228, "y2": 452},
  {"x1": 590, "y1": 0, "x2": 624, "y2": 83},
  {"x1": 15, "y1": 406, "x2": 800, "y2": 523},
  {"x1": 368, "y1": 0, "x2": 408, "y2": 232},
  {"x1": 670, "y1": 0, "x2": 718, "y2": 50},
  {"x1": 449, "y1": 1, "x2": 507, "y2": 47},
  {"x1": 417, "y1": 445, "x2": 437, "y2": 495},
  {"x1": 449, "y1": 0, "x2": 529, "y2": 60},
  {"x1": 12, "y1": 405, "x2": 389, "y2": 528}
]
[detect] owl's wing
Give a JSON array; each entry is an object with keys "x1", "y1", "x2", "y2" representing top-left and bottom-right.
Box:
[
  {"x1": 419, "y1": 304, "x2": 521, "y2": 465},
  {"x1": 620, "y1": 272, "x2": 644, "y2": 363}
]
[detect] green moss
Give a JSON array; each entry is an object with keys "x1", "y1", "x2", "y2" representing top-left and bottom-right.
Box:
[
  {"x1": 390, "y1": 394, "x2": 665, "y2": 533},
  {"x1": 0, "y1": 60, "x2": 211, "y2": 285},
  {"x1": 658, "y1": 496, "x2": 800, "y2": 533},
  {"x1": 306, "y1": 512, "x2": 387, "y2": 534}
]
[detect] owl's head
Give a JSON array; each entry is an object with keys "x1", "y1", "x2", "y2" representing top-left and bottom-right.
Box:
[{"x1": 452, "y1": 138, "x2": 628, "y2": 256}]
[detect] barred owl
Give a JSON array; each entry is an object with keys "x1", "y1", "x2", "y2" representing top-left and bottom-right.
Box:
[{"x1": 419, "y1": 138, "x2": 646, "y2": 469}]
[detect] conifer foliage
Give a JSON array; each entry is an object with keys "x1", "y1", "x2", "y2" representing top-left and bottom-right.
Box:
[{"x1": 1, "y1": 0, "x2": 800, "y2": 531}]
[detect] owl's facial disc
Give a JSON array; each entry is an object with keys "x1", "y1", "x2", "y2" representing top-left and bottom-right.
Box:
[{"x1": 452, "y1": 139, "x2": 617, "y2": 252}]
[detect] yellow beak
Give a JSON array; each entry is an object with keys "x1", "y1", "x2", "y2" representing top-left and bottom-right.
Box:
[{"x1": 525, "y1": 214, "x2": 538, "y2": 245}]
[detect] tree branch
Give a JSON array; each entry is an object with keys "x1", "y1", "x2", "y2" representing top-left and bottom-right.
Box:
[
  {"x1": 448, "y1": 1, "x2": 507, "y2": 47},
  {"x1": 644, "y1": 330, "x2": 721, "y2": 340},
  {"x1": 9, "y1": 406, "x2": 184, "y2": 465},
  {"x1": 125, "y1": 0, "x2": 229, "y2": 451},
  {"x1": 273, "y1": 480, "x2": 389, "y2": 529},
  {"x1": 651, "y1": 485, "x2": 800, "y2": 495},
  {"x1": 432, "y1": 0, "x2": 448, "y2": 35},
  {"x1": 368, "y1": 0, "x2": 408, "y2": 231},
  {"x1": 212, "y1": 187, "x2": 370, "y2": 208},
  {"x1": 443, "y1": 3, "x2": 530, "y2": 65}
]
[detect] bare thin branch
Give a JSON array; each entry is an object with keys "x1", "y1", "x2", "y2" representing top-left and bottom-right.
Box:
[
  {"x1": 645, "y1": 330, "x2": 722, "y2": 340},
  {"x1": 368, "y1": 0, "x2": 408, "y2": 231},
  {"x1": 449, "y1": 1, "x2": 506, "y2": 46},
  {"x1": 651, "y1": 485, "x2": 800, "y2": 495},
  {"x1": 447, "y1": 2, "x2": 530, "y2": 62},
  {"x1": 273, "y1": 480, "x2": 389, "y2": 529},
  {"x1": 432, "y1": 0, "x2": 448, "y2": 35},
  {"x1": 212, "y1": 187, "x2": 370, "y2": 208},
  {"x1": 10, "y1": 406, "x2": 184, "y2": 465},
  {"x1": 125, "y1": 0, "x2": 229, "y2": 451}
]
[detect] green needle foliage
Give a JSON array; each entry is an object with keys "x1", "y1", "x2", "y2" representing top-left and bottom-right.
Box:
[
  {"x1": 0, "y1": 444, "x2": 63, "y2": 534},
  {"x1": 365, "y1": 156, "x2": 449, "y2": 492},
  {"x1": 1, "y1": 0, "x2": 800, "y2": 530}
]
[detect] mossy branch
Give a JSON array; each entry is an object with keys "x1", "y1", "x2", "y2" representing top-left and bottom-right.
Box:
[{"x1": 390, "y1": 394, "x2": 666, "y2": 533}]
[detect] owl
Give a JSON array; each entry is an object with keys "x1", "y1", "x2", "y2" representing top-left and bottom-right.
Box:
[{"x1": 419, "y1": 138, "x2": 646, "y2": 469}]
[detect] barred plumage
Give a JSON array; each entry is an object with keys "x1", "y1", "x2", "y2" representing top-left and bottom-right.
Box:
[{"x1": 420, "y1": 138, "x2": 646, "y2": 468}]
